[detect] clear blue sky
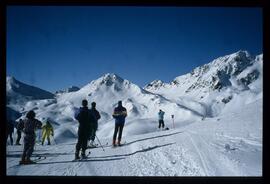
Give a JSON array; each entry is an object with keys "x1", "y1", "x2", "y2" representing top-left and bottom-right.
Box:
[{"x1": 7, "y1": 6, "x2": 262, "y2": 92}]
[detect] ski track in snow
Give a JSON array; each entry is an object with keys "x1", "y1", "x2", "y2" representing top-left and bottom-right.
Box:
[
  {"x1": 7, "y1": 97, "x2": 262, "y2": 176},
  {"x1": 6, "y1": 124, "x2": 262, "y2": 176}
]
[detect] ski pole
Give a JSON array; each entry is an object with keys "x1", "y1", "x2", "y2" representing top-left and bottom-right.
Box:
[
  {"x1": 52, "y1": 136, "x2": 57, "y2": 145},
  {"x1": 95, "y1": 135, "x2": 105, "y2": 152},
  {"x1": 171, "y1": 115, "x2": 175, "y2": 129}
]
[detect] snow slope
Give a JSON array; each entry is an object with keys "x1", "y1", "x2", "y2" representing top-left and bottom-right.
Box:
[
  {"x1": 6, "y1": 73, "x2": 202, "y2": 143},
  {"x1": 6, "y1": 50, "x2": 262, "y2": 176},
  {"x1": 6, "y1": 98, "x2": 262, "y2": 176},
  {"x1": 144, "y1": 51, "x2": 262, "y2": 117}
]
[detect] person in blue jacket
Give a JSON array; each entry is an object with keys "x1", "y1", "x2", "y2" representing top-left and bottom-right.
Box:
[
  {"x1": 112, "y1": 101, "x2": 127, "y2": 147},
  {"x1": 158, "y1": 109, "x2": 165, "y2": 129}
]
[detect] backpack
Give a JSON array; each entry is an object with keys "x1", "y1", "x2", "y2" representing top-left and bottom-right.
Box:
[{"x1": 77, "y1": 108, "x2": 94, "y2": 129}]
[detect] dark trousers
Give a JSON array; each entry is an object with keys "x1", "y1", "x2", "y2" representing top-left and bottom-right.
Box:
[
  {"x1": 76, "y1": 129, "x2": 88, "y2": 154},
  {"x1": 16, "y1": 130, "x2": 22, "y2": 144},
  {"x1": 113, "y1": 124, "x2": 124, "y2": 142},
  {"x1": 158, "y1": 120, "x2": 165, "y2": 128},
  {"x1": 6, "y1": 132, "x2": 13, "y2": 145},
  {"x1": 89, "y1": 124, "x2": 97, "y2": 142},
  {"x1": 89, "y1": 128, "x2": 97, "y2": 142},
  {"x1": 22, "y1": 135, "x2": 35, "y2": 160}
]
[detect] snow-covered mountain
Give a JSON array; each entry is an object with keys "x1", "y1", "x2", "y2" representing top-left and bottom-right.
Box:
[
  {"x1": 145, "y1": 50, "x2": 262, "y2": 96},
  {"x1": 6, "y1": 76, "x2": 54, "y2": 106},
  {"x1": 6, "y1": 50, "x2": 263, "y2": 176},
  {"x1": 6, "y1": 50, "x2": 263, "y2": 138},
  {"x1": 144, "y1": 50, "x2": 262, "y2": 117}
]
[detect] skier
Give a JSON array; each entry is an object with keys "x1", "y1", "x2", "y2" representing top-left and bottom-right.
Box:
[
  {"x1": 41, "y1": 120, "x2": 54, "y2": 145},
  {"x1": 18, "y1": 110, "x2": 42, "y2": 165},
  {"x1": 88, "y1": 102, "x2": 101, "y2": 148},
  {"x1": 74, "y1": 99, "x2": 95, "y2": 159},
  {"x1": 15, "y1": 119, "x2": 23, "y2": 145},
  {"x1": 112, "y1": 101, "x2": 127, "y2": 147},
  {"x1": 6, "y1": 120, "x2": 14, "y2": 145},
  {"x1": 158, "y1": 109, "x2": 165, "y2": 129}
]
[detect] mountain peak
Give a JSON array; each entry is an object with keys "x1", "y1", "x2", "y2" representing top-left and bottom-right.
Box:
[
  {"x1": 102, "y1": 73, "x2": 123, "y2": 81},
  {"x1": 89, "y1": 73, "x2": 125, "y2": 87},
  {"x1": 144, "y1": 79, "x2": 165, "y2": 90},
  {"x1": 6, "y1": 76, "x2": 54, "y2": 103},
  {"x1": 7, "y1": 76, "x2": 16, "y2": 83},
  {"x1": 231, "y1": 50, "x2": 251, "y2": 60}
]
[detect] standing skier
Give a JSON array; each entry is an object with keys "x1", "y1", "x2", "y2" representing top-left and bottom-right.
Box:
[
  {"x1": 75, "y1": 99, "x2": 95, "y2": 159},
  {"x1": 18, "y1": 110, "x2": 42, "y2": 165},
  {"x1": 88, "y1": 102, "x2": 101, "y2": 148},
  {"x1": 158, "y1": 109, "x2": 165, "y2": 129},
  {"x1": 112, "y1": 101, "x2": 127, "y2": 147},
  {"x1": 41, "y1": 120, "x2": 54, "y2": 145},
  {"x1": 15, "y1": 119, "x2": 23, "y2": 145},
  {"x1": 6, "y1": 120, "x2": 14, "y2": 145}
]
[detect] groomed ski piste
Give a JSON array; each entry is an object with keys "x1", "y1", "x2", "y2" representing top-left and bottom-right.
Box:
[{"x1": 6, "y1": 98, "x2": 262, "y2": 176}]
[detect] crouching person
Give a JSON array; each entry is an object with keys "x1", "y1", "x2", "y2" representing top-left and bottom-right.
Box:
[{"x1": 18, "y1": 110, "x2": 42, "y2": 165}]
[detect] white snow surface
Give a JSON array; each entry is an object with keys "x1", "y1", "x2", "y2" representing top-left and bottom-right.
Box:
[
  {"x1": 6, "y1": 50, "x2": 262, "y2": 176},
  {"x1": 6, "y1": 98, "x2": 262, "y2": 176}
]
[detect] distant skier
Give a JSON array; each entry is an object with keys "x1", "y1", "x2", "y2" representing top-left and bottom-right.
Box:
[
  {"x1": 6, "y1": 120, "x2": 15, "y2": 145},
  {"x1": 15, "y1": 119, "x2": 23, "y2": 145},
  {"x1": 75, "y1": 99, "x2": 95, "y2": 159},
  {"x1": 88, "y1": 102, "x2": 101, "y2": 148},
  {"x1": 41, "y1": 120, "x2": 54, "y2": 145},
  {"x1": 18, "y1": 110, "x2": 42, "y2": 165},
  {"x1": 112, "y1": 101, "x2": 127, "y2": 147},
  {"x1": 158, "y1": 109, "x2": 165, "y2": 129}
]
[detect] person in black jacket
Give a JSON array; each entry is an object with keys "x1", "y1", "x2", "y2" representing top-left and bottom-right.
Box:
[
  {"x1": 88, "y1": 102, "x2": 101, "y2": 147},
  {"x1": 15, "y1": 119, "x2": 23, "y2": 145},
  {"x1": 6, "y1": 120, "x2": 14, "y2": 145},
  {"x1": 112, "y1": 101, "x2": 127, "y2": 147},
  {"x1": 75, "y1": 99, "x2": 95, "y2": 159},
  {"x1": 18, "y1": 110, "x2": 42, "y2": 164}
]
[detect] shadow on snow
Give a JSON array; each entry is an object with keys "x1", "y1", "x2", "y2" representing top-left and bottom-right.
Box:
[{"x1": 90, "y1": 142, "x2": 175, "y2": 159}]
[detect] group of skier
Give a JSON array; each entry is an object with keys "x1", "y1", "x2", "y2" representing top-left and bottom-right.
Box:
[
  {"x1": 6, "y1": 118, "x2": 54, "y2": 146},
  {"x1": 7, "y1": 99, "x2": 167, "y2": 164}
]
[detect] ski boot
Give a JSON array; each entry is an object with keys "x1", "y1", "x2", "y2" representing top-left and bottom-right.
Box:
[
  {"x1": 75, "y1": 151, "x2": 80, "y2": 160},
  {"x1": 19, "y1": 159, "x2": 26, "y2": 165},
  {"x1": 112, "y1": 140, "x2": 117, "y2": 147},
  {"x1": 81, "y1": 151, "x2": 87, "y2": 159},
  {"x1": 117, "y1": 140, "x2": 122, "y2": 146},
  {"x1": 24, "y1": 159, "x2": 36, "y2": 165}
]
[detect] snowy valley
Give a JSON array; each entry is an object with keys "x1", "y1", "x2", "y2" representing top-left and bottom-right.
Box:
[{"x1": 6, "y1": 50, "x2": 263, "y2": 176}]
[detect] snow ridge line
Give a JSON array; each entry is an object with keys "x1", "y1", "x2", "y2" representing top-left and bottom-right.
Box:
[{"x1": 185, "y1": 132, "x2": 209, "y2": 176}]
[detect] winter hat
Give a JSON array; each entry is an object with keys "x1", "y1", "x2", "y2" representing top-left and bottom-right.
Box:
[
  {"x1": 118, "y1": 101, "x2": 122, "y2": 106},
  {"x1": 91, "y1": 102, "x2": 96, "y2": 108},
  {"x1": 82, "y1": 99, "x2": 88, "y2": 107},
  {"x1": 26, "y1": 110, "x2": 35, "y2": 119}
]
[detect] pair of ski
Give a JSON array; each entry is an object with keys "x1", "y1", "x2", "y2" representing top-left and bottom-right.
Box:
[
  {"x1": 86, "y1": 142, "x2": 110, "y2": 149},
  {"x1": 18, "y1": 156, "x2": 47, "y2": 165},
  {"x1": 72, "y1": 151, "x2": 91, "y2": 162},
  {"x1": 112, "y1": 141, "x2": 127, "y2": 148}
]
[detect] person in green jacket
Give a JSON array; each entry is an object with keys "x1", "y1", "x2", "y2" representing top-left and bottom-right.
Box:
[{"x1": 41, "y1": 120, "x2": 54, "y2": 145}]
